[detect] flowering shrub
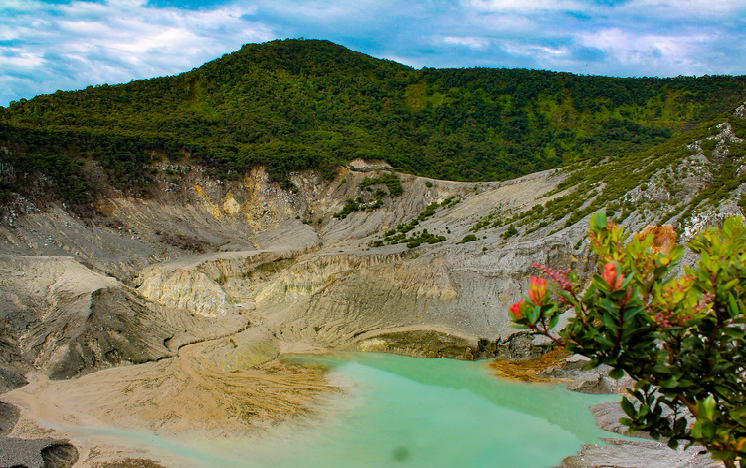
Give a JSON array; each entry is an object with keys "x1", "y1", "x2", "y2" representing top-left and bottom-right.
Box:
[{"x1": 509, "y1": 212, "x2": 746, "y2": 468}]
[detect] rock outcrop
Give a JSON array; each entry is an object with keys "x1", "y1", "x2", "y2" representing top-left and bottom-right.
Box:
[{"x1": 0, "y1": 255, "x2": 248, "y2": 380}]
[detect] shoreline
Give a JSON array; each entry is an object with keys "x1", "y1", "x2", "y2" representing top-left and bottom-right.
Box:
[
  {"x1": 2, "y1": 351, "x2": 719, "y2": 468},
  {"x1": 0, "y1": 346, "x2": 342, "y2": 467}
]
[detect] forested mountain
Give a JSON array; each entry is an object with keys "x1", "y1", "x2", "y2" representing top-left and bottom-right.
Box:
[{"x1": 1, "y1": 38, "x2": 745, "y2": 212}]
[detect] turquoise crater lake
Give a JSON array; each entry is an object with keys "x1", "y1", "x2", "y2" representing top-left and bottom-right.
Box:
[{"x1": 59, "y1": 353, "x2": 619, "y2": 468}]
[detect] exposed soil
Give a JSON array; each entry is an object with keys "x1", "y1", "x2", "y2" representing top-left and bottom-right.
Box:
[
  {"x1": 3, "y1": 342, "x2": 335, "y2": 437},
  {"x1": 489, "y1": 349, "x2": 570, "y2": 382},
  {"x1": 92, "y1": 459, "x2": 169, "y2": 468}
]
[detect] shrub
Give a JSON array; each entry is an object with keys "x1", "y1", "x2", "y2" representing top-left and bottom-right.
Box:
[
  {"x1": 509, "y1": 213, "x2": 746, "y2": 468},
  {"x1": 333, "y1": 199, "x2": 359, "y2": 219},
  {"x1": 457, "y1": 234, "x2": 477, "y2": 244},
  {"x1": 357, "y1": 172, "x2": 403, "y2": 197},
  {"x1": 502, "y1": 224, "x2": 518, "y2": 239}
]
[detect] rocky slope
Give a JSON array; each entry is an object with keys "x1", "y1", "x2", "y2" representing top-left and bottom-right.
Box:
[
  {"x1": 0, "y1": 102, "x2": 744, "y2": 467},
  {"x1": 2, "y1": 101, "x2": 745, "y2": 381}
]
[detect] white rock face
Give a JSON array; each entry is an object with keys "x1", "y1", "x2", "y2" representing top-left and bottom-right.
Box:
[
  {"x1": 735, "y1": 101, "x2": 746, "y2": 119},
  {"x1": 138, "y1": 269, "x2": 231, "y2": 317}
]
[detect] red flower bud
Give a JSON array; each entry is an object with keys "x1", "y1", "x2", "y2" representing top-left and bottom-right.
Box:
[
  {"x1": 528, "y1": 277, "x2": 547, "y2": 304},
  {"x1": 602, "y1": 262, "x2": 623, "y2": 290},
  {"x1": 509, "y1": 300, "x2": 524, "y2": 319}
]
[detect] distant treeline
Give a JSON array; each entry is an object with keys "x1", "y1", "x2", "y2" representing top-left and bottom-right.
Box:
[{"x1": 1, "y1": 38, "x2": 745, "y2": 211}]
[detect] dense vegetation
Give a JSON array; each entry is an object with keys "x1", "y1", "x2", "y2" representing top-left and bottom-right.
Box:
[
  {"x1": 468, "y1": 102, "x2": 746, "y2": 237},
  {"x1": 1, "y1": 38, "x2": 745, "y2": 212}
]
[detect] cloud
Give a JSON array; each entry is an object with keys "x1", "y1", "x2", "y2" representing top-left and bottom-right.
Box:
[
  {"x1": 577, "y1": 28, "x2": 708, "y2": 66},
  {"x1": 463, "y1": 0, "x2": 581, "y2": 11},
  {"x1": 0, "y1": 0, "x2": 274, "y2": 105},
  {"x1": 442, "y1": 36, "x2": 491, "y2": 49},
  {"x1": 0, "y1": 0, "x2": 745, "y2": 106}
]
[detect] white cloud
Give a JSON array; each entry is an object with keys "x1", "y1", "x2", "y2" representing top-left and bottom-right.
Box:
[
  {"x1": 502, "y1": 42, "x2": 567, "y2": 56},
  {"x1": 463, "y1": 0, "x2": 580, "y2": 11},
  {"x1": 626, "y1": 0, "x2": 740, "y2": 14},
  {"x1": 0, "y1": 1, "x2": 274, "y2": 105},
  {"x1": 0, "y1": 52, "x2": 44, "y2": 67},
  {"x1": 577, "y1": 28, "x2": 711, "y2": 69},
  {"x1": 442, "y1": 36, "x2": 491, "y2": 49}
]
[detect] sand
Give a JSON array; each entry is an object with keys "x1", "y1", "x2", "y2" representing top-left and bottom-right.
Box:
[{"x1": 1, "y1": 339, "x2": 336, "y2": 466}]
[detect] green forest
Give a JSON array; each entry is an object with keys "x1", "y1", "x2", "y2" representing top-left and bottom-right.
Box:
[{"x1": 1, "y1": 38, "x2": 745, "y2": 211}]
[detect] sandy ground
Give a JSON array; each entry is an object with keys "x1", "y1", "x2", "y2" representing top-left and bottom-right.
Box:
[{"x1": 1, "y1": 340, "x2": 337, "y2": 467}]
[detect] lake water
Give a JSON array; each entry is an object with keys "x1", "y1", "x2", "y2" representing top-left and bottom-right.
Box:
[{"x1": 64, "y1": 353, "x2": 618, "y2": 468}]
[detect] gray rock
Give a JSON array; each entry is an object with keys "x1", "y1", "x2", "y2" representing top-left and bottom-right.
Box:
[
  {"x1": 0, "y1": 438, "x2": 78, "y2": 468},
  {"x1": 559, "y1": 400, "x2": 709, "y2": 467},
  {"x1": 0, "y1": 366, "x2": 27, "y2": 395},
  {"x1": 0, "y1": 401, "x2": 20, "y2": 436},
  {"x1": 559, "y1": 438, "x2": 718, "y2": 468},
  {"x1": 568, "y1": 373, "x2": 636, "y2": 395},
  {"x1": 591, "y1": 401, "x2": 651, "y2": 439},
  {"x1": 542, "y1": 354, "x2": 636, "y2": 395},
  {"x1": 567, "y1": 372, "x2": 604, "y2": 393}
]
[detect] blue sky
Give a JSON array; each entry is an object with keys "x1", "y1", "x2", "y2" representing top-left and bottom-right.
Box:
[{"x1": 1, "y1": 0, "x2": 745, "y2": 106}]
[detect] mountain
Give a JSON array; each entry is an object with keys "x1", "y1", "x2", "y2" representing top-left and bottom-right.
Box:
[
  {"x1": 1, "y1": 39, "x2": 745, "y2": 215},
  {"x1": 1, "y1": 38, "x2": 745, "y2": 465}
]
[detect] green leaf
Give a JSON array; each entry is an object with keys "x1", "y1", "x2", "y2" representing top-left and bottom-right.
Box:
[
  {"x1": 619, "y1": 417, "x2": 634, "y2": 427},
  {"x1": 691, "y1": 422, "x2": 702, "y2": 438},
  {"x1": 621, "y1": 396, "x2": 636, "y2": 416},
  {"x1": 723, "y1": 328, "x2": 745, "y2": 339},
  {"x1": 659, "y1": 377, "x2": 679, "y2": 388},
  {"x1": 728, "y1": 293, "x2": 741, "y2": 316},
  {"x1": 600, "y1": 311, "x2": 619, "y2": 331},
  {"x1": 595, "y1": 333, "x2": 615, "y2": 347},
  {"x1": 548, "y1": 313, "x2": 560, "y2": 329},
  {"x1": 609, "y1": 368, "x2": 624, "y2": 380},
  {"x1": 674, "y1": 417, "x2": 688, "y2": 433},
  {"x1": 668, "y1": 245, "x2": 685, "y2": 262},
  {"x1": 653, "y1": 266, "x2": 670, "y2": 278},
  {"x1": 730, "y1": 406, "x2": 746, "y2": 419},
  {"x1": 583, "y1": 284, "x2": 597, "y2": 300},
  {"x1": 540, "y1": 303, "x2": 558, "y2": 317},
  {"x1": 592, "y1": 274, "x2": 610, "y2": 293},
  {"x1": 698, "y1": 396, "x2": 717, "y2": 420},
  {"x1": 723, "y1": 278, "x2": 740, "y2": 291},
  {"x1": 591, "y1": 212, "x2": 607, "y2": 230}
]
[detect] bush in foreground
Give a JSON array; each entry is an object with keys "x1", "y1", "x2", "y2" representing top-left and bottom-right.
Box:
[{"x1": 509, "y1": 213, "x2": 746, "y2": 467}]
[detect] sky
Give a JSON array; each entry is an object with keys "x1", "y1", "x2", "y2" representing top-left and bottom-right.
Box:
[{"x1": 1, "y1": 0, "x2": 745, "y2": 107}]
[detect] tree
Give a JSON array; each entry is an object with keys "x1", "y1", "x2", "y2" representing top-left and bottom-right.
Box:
[{"x1": 509, "y1": 212, "x2": 746, "y2": 468}]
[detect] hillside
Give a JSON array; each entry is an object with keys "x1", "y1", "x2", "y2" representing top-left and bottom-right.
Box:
[
  {"x1": 464, "y1": 102, "x2": 746, "y2": 241},
  {"x1": 0, "y1": 82, "x2": 745, "y2": 465},
  {"x1": 1, "y1": 39, "x2": 745, "y2": 215}
]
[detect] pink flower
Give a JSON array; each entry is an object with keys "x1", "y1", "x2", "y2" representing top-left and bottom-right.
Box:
[
  {"x1": 602, "y1": 262, "x2": 624, "y2": 290},
  {"x1": 532, "y1": 263, "x2": 573, "y2": 291},
  {"x1": 509, "y1": 300, "x2": 524, "y2": 319},
  {"x1": 528, "y1": 277, "x2": 547, "y2": 304}
]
